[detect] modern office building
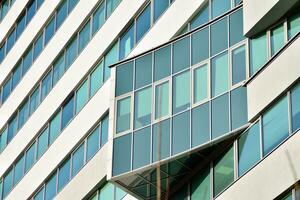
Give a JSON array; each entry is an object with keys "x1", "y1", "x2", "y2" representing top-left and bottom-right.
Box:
[{"x1": 0, "y1": 0, "x2": 299, "y2": 199}]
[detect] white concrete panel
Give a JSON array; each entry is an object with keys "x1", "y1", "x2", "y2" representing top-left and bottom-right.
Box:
[
  {"x1": 216, "y1": 130, "x2": 300, "y2": 200},
  {"x1": 247, "y1": 37, "x2": 300, "y2": 121}
]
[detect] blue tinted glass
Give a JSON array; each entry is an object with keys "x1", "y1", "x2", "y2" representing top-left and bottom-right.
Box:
[
  {"x1": 90, "y1": 61, "x2": 104, "y2": 96},
  {"x1": 2, "y1": 78, "x2": 11, "y2": 103},
  {"x1": 52, "y1": 54, "x2": 65, "y2": 85},
  {"x1": 3, "y1": 169, "x2": 13, "y2": 199},
  {"x1": 232, "y1": 45, "x2": 246, "y2": 85},
  {"x1": 154, "y1": 0, "x2": 168, "y2": 22},
  {"x1": 26, "y1": 0, "x2": 36, "y2": 24},
  {"x1": 87, "y1": 127, "x2": 100, "y2": 161},
  {"x1": 104, "y1": 42, "x2": 119, "y2": 80},
  {"x1": 16, "y1": 13, "x2": 26, "y2": 39},
  {"x1": 101, "y1": 115, "x2": 109, "y2": 146},
  {"x1": 37, "y1": 127, "x2": 49, "y2": 158},
  {"x1": 190, "y1": 4, "x2": 209, "y2": 30},
  {"x1": 106, "y1": 0, "x2": 121, "y2": 17},
  {"x1": 6, "y1": 29, "x2": 16, "y2": 53},
  {"x1": 211, "y1": 0, "x2": 231, "y2": 19},
  {"x1": 212, "y1": 52, "x2": 228, "y2": 97},
  {"x1": 154, "y1": 45, "x2": 171, "y2": 81},
  {"x1": 288, "y1": 13, "x2": 300, "y2": 39},
  {"x1": 211, "y1": 17, "x2": 228, "y2": 56},
  {"x1": 291, "y1": 83, "x2": 300, "y2": 132},
  {"x1": 34, "y1": 188, "x2": 44, "y2": 200},
  {"x1": 230, "y1": 9, "x2": 245, "y2": 46},
  {"x1": 12, "y1": 62, "x2": 22, "y2": 90},
  {"x1": 29, "y1": 87, "x2": 40, "y2": 115},
  {"x1": 113, "y1": 134, "x2": 132, "y2": 176},
  {"x1": 192, "y1": 28, "x2": 209, "y2": 65},
  {"x1": 173, "y1": 36, "x2": 190, "y2": 73},
  {"x1": 66, "y1": 37, "x2": 78, "y2": 68},
  {"x1": 134, "y1": 87, "x2": 152, "y2": 129},
  {"x1": 45, "y1": 174, "x2": 57, "y2": 200},
  {"x1": 45, "y1": 17, "x2": 55, "y2": 45},
  {"x1": 250, "y1": 33, "x2": 268, "y2": 76},
  {"x1": 18, "y1": 100, "x2": 29, "y2": 128},
  {"x1": 0, "y1": 128, "x2": 8, "y2": 152},
  {"x1": 231, "y1": 87, "x2": 248, "y2": 130},
  {"x1": 135, "y1": 53, "x2": 152, "y2": 89},
  {"x1": 75, "y1": 80, "x2": 88, "y2": 114},
  {"x1": 78, "y1": 21, "x2": 91, "y2": 52},
  {"x1": 0, "y1": 44, "x2": 5, "y2": 63},
  {"x1": 56, "y1": 1, "x2": 67, "y2": 29},
  {"x1": 72, "y1": 144, "x2": 84, "y2": 176},
  {"x1": 68, "y1": 0, "x2": 78, "y2": 13},
  {"x1": 41, "y1": 71, "x2": 52, "y2": 100},
  {"x1": 271, "y1": 24, "x2": 285, "y2": 56},
  {"x1": 25, "y1": 142, "x2": 36, "y2": 172},
  {"x1": 49, "y1": 111, "x2": 61, "y2": 144},
  {"x1": 133, "y1": 127, "x2": 151, "y2": 169},
  {"x1": 62, "y1": 96, "x2": 74, "y2": 129},
  {"x1": 172, "y1": 111, "x2": 190, "y2": 155},
  {"x1": 116, "y1": 97, "x2": 131, "y2": 133},
  {"x1": 173, "y1": 71, "x2": 190, "y2": 114},
  {"x1": 116, "y1": 61, "x2": 133, "y2": 96},
  {"x1": 192, "y1": 103, "x2": 210, "y2": 147},
  {"x1": 23, "y1": 48, "x2": 33, "y2": 75},
  {"x1": 136, "y1": 4, "x2": 151, "y2": 42},
  {"x1": 92, "y1": 2, "x2": 105, "y2": 35},
  {"x1": 14, "y1": 156, "x2": 25, "y2": 184},
  {"x1": 153, "y1": 119, "x2": 170, "y2": 162},
  {"x1": 58, "y1": 158, "x2": 70, "y2": 191},
  {"x1": 212, "y1": 93, "x2": 229, "y2": 139},
  {"x1": 37, "y1": 0, "x2": 44, "y2": 8},
  {"x1": 1, "y1": 0, "x2": 9, "y2": 20},
  {"x1": 120, "y1": 24, "x2": 134, "y2": 59},
  {"x1": 7, "y1": 115, "x2": 17, "y2": 143},
  {"x1": 33, "y1": 34, "x2": 43, "y2": 60}
]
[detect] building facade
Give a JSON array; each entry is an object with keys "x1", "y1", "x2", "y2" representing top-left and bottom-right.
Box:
[{"x1": 0, "y1": 0, "x2": 299, "y2": 199}]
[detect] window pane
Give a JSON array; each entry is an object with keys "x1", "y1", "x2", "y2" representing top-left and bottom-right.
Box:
[
  {"x1": 190, "y1": 4, "x2": 209, "y2": 30},
  {"x1": 3, "y1": 169, "x2": 13, "y2": 199},
  {"x1": 0, "y1": 128, "x2": 8, "y2": 152},
  {"x1": 153, "y1": 119, "x2": 170, "y2": 162},
  {"x1": 113, "y1": 133, "x2": 132, "y2": 176},
  {"x1": 56, "y1": 1, "x2": 67, "y2": 29},
  {"x1": 263, "y1": 96, "x2": 289, "y2": 155},
  {"x1": 90, "y1": 61, "x2": 104, "y2": 96},
  {"x1": 37, "y1": 127, "x2": 49, "y2": 159},
  {"x1": 191, "y1": 167, "x2": 210, "y2": 200},
  {"x1": 86, "y1": 127, "x2": 100, "y2": 161},
  {"x1": 25, "y1": 142, "x2": 36, "y2": 172},
  {"x1": 232, "y1": 45, "x2": 246, "y2": 85},
  {"x1": 172, "y1": 111, "x2": 190, "y2": 155},
  {"x1": 134, "y1": 87, "x2": 152, "y2": 129},
  {"x1": 104, "y1": 42, "x2": 119, "y2": 80},
  {"x1": 34, "y1": 188, "x2": 44, "y2": 200},
  {"x1": 116, "y1": 61, "x2": 133, "y2": 96},
  {"x1": 214, "y1": 146, "x2": 234, "y2": 196},
  {"x1": 136, "y1": 4, "x2": 151, "y2": 42},
  {"x1": 16, "y1": 13, "x2": 26, "y2": 39},
  {"x1": 2, "y1": 78, "x2": 11, "y2": 103},
  {"x1": 106, "y1": 0, "x2": 121, "y2": 17},
  {"x1": 212, "y1": 93, "x2": 229, "y2": 139},
  {"x1": 49, "y1": 111, "x2": 61, "y2": 144},
  {"x1": 192, "y1": 103, "x2": 210, "y2": 147},
  {"x1": 212, "y1": 52, "x2": 228, "y2": 97},
  {"x1": 72, "y1": 143, "x2": 84, "y2": 176},
  {"x1": 1, "y1": 0, "x2": 9, "y2": 19},
  {"x1": 0, "y1": 44, "x2": 5, "y2": 63},
  {"x1": 41, "y1": 71, "x2": 52, "y2": 100},
  {"x1": 211, "y1": 17, "x2": 228, "y2": 56},
  {"x1": 45, "y1": 174, "x2": 57, "y2": 200},
  {"x1": 135, "y1": 53, "x2": 152, "y2": 89},
  {"x1": 291, "y1": 83, "x2": 300, "y2": 132},
  {"x1": 120, "y1": 24, "x2": 134, "y2": 60},
  {"x1": 68, "y1": 0, "x2": 78, "y2": 13},
  {"x1": 173, "y1": 36, "x2": 190, "y2": 73},
  {"x1": 79, "y1": 21, "x2": 91, "y2": 52},
  {"x1": 29, "y1": 87, "x2": 40, "y2": 115},
  {"x1": 45, "y1": 17, "x2": 55, "y2": 45},
  {"x1": 62, "y1": 96, "x2": 74, "y2": 129},
  {"x1": 26, "y1": 0, "x2": 36, "y2": 24},
  {"x1": 288, "y1": 13, "x2": 300, "y2": 39},
  {"x1": 154, "y1": 45, "x2": 171, "y2": 81},
  {"x1": 52, "y1": 54, "x2": 65, "y2": 86},
  {"x1": 238, "y1": 122, "x2": 260, "y2": 176},
  {"x1": 192, "y1": 28, "x2": 209, "y2": 65},
  {"x1": 7, "y1": 115, "x2": 17, "y2": 143},
  {"x1": 100, "y1": 183, "x2": 114, "y2": 200},
  {"x1": 33, "y1": 33, "x2": 43, "y2": 60},
  {"x1": 23, "y1": 48, "x2": 33, "y2": 74},
  {"x1": 133, "y1": 127, "x2": 151, "y2": 169},
  {"x1": 230, "y1": 9, "x2": 245, "y2": 46},
  {"x1": 101, "y1": 115, "x2": 109, "y2": 146},
  {"x1": 194, "y1": 64, "x2": 208, "y2": 103},
  {"x1": 14, "y1": 156, "x2": 24, "y2": 184},
  {"x1": 66, "y1": 37, "x2": 78, "y2": 68},
  {"x1": 154, "y1": 0, "x2": 168, "y2": 22},
  {"x1": 18, "y1": 100, "x2": 29, "y2": 128},
  {"x1": 92, "y1": 2, "x2": 105, "y2": 35},
  {"x1": 155, "y1": 81, "x2": 169, "y2": 119},
  {"x1": 173, "y1": 71, "x2": 190, "y2": 114},
  {"x1": 211, "y1": 0, "x2": 231, "y2": 19},
  {"x1": 116, "y1": 187, "x2": 126, "y2": 200},
  {"x1": 271, "y1": 24, "x2": 285, "y2": 56},
  {"x1": 76, "y1": 79, "x2": 88, "y2": 113},
  {"x1": 58, "y1": 159, "x2": 70, "y2": 191},
  {"x1": 231, "y1": 87, "x2": 248, "y2": 130},
  {"x1": 250, "y1": 33, "x2": 267, "y2": 76},
  {"x1": 116, "y1": 96, "x2": 131, "y2": 133},
  {"x1": 6, "y1": 29, "x2": 15, "y2": 53}
]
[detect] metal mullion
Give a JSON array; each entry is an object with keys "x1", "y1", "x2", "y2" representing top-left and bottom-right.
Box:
[
  {"x1": 287, "y1": 91, "x2": 293, "y2": 135},
  {"x1": 233, "y1": 139, "x2": 238, "y2": 180},
  {"x1": 55, "y1": 168, "x2": 59, "y2": 194},
  {"x1": 259, "y1": 116, "x2": 264, "y2": 159}
]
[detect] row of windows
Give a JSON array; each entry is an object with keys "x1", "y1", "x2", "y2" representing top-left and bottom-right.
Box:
[
  {"x1": 249, "y1": 12, "x2": 300, "y2": 76},
  {"x1": 28, "y1": 114, "x2": 109, "y2": 200},
  {"x1": 113, "y1": 86, "x2": 248, "y2": 176},
  {"x1": 0, "y1": 0, "x2": 80, "y2": 105},
  {"x1": 0, "y1": 0, "x2": 15, "y2": 22},
  {"x1": 88, "y1": 182, "x2": 126, "y2": 200},
  {"x1": 0, "y1": 0, "x2": 44, "y2": 64},
  {"x1": 0, "y1": 0, "x2": 122, "y2": 153}
]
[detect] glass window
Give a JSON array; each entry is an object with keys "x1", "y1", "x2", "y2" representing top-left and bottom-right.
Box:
[
  {"x1": 194, "y1": 64, "x2": 208, "y2": 103},
  {"x1": 191, "y1": 167, "x2": 210, "y2": 200},
  {"x1": 7, "y1": 114, "x2": 17, "y2": 143},
  {"x1": 291, "y1": 83, "x2": 300, "y2": 132},
  {"x1": 190, "y1": 4, "x2": 209, "y2": 30},
  {"x1": 154, "y1": 45, "x2": 171, "y2": 81},
  {"x1": 45, "y1": 173, "x2": 57, "y2": 200},
  {"x1": 231, "y1": 87, "x2": 248, "y2": 130},
  {"x1": 192, "y1": 102, "x2": 210, "y2": 147},
  {"x1": 116, "y1": 187, "x2": 126, "y2": 200},
  {"x1": 90, "y1": 61, "x2": 104, "y2": 96},
  {"x1": 41, "y1": 71, "x2": 52, "y2": 100},
  {"x1": 58, "y1": 158, "x2": 70, "y2": 191},
  {"x1": 79, "y1": 21, "x2": 91, "y2": 52},
  {"x1": 66, "y1": 37, "x2": 78, "y2": 68},
  {"x1": 136, "y1": 4, "x2": 151, "y2": 42},
  {"x1": 14, "y1": 155, "x2": 24, "y2": 184},
  {"x1": 120, "y1": 24, "x2": 134, "y2": 60},
  {"x1": 212, "y1": 52, "x2": 228, "y2": 97},
  {"x1": 100, "y1": 183, "x2": 114, "y2": 199},
  {"x1": 0, "y1": 44, "x2": 5, "y2": 63},
  {"x1": 134, "y1": 87, "x2": 152, "y2": 129},
  {"x1": 154, "y1": 0, "x2": 168, "y2": 22},
  {"x1": 61, "y1": 96, "x2": 74, "y2": 129},
  {"x1": 211, "y1": 17, "x2": 228, "y2": 56},
  {"x1": 49, "y1": 111, "x2": 61, "y2": 144},
  {"x1": 211, "y1": 0, "x2": 231, "y2": 19},
  {"x1": 86, "y1": 127, "x2": 100, "y2": 161},
  {"x1": 104, "y1": 42, "x2": 119, "y2": 80},
  {"x1": 92, "y1": 2, "x2": 105, "y2": 35},
  {"x1": 0, "y1": 128, "x2": 8, "y2": 152},
  {"x1": 12, "y1": 62, "x2": 22, "y2": 90},
  {"x1": 33, "y1": 33, "x2": 43, "y2": 60},
  {"x1": 173, "y1": 36, "x2": 190, "y2": 73},
  {"x1": 18, "y1": 100, "x2": 29, "y2": 128},
  {"x1": 29, "y1": 87, "x2": 40, "y2": 115},
  {"x1": 263, "y1": 96, "x2": 289, "y2": 155},
  {"x1": 34, "y1": 188, "x2": 44, "y2": 200},
  {"x1": 56, "y1": 1, "x2": 68, "y2": 29},
  {"x1": 25, "y1": 142, "x2": 36, "y2": 172},
  {"x1": 37, "y1": 127, "x2": 49, "y2": 159},
  {"x1": 45, "y1": 17, "x2": 55, "y2": 45},
  {"x1": 37, "y1": 0, "x2": 43, "y2": 8},
  {"x1": 212, "y1": 93, "x2": 229, "y2": 139},
  {"x1": 26, "y1": 0, "x2": 36, "y2": 24},
  {"x1": 172, "y1": 111, "x2": 190, "y2": 155},
  {"x1": 192, "y1": 27, "x2": 209, "y2": 65},
  {"x1": 232, "y1": 45, "x2": 246, "y2": 85},
  {"x1": 133, "y1": 127, "x2": 151, "y2": 169},
  {"x1": 16, "y1": 13, "x2": 26, "y2": 39},
  {"x1": 230, "y1": 9, "x2": 245, "y2": 46},
  {"x1": 113, "y1": 133, "x2": 132, "y2": 176},
  {"x1": 1, "y1": 0, "x2": 9, "y2": 20},
  {"x1": 52, "y1": 54, "x2": 65, "y2": 86},
  {"x1": 116, "y1": 96, "x2": 131, "y2": 133},
  {"x1": 2, "y1": 78, "x2": 11, "y2": 103},
  {"x1": 68, "y1": 0, "x2": 78, "y2": 13},
  {"x1": 101, "y1": 115, "x2": 109, "y2": 146},
  {"x1": 213, "y1": 146, "x2": 234, "y2": 196},
  {"x1": 153, "y1": 119, "x2": 170, "y2": 162},
  {"x1": 155, "y1": 81, "x2": 169, "y2": 119},
  {"x1": 3, "y1": 169, "x2": 13, "y2": 199},
  {"x1": 173, "y1": 71, "x2": 190, "y2": 114},
  {"x1": 116, "y1": 61, "x2": 133, "y2": 97},
  {"x1": 76, "y1": 79, "x2": 88, "y2": 113},
  {"x1": 250, "y1": 33, "x2": 268, "y2": 76},
  {"x1": 135, "y1": 53, "x2": 152, "y2": 89},
  {"x1": 23, "y1": 48, "x2": 33, "y2": 75},
  {"x1": 288, "y1": 13, "x2": 300, "y2": 39},
  {"x1": 106, "y1": 0, "x2": 121, "y2": 17},
  {"x1": 6, "y1": 29, "x2": 16, "y2": 53},
  {"x1": 72, "y1": 143, "x2": 84, "y2": 176},
  {"x1": 271, "y1": 24, "x2": 285, "y2": 56},
  {"x1": 238, "y1": 122, "x2": 260, "y2": 176}
]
